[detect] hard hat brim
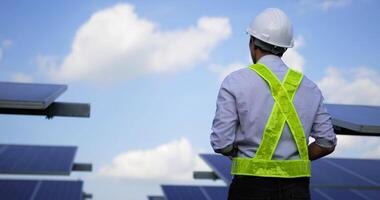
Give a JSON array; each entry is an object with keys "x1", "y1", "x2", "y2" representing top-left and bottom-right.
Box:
[{"x1": 246, "y1": 28, "x2": 294, "y2": 48}]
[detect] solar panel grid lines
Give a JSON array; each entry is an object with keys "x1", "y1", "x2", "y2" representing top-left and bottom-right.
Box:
[
  {"x1": 29, "y1": 180, "x2": 42, "y2": 200},
  {"x1": 311, "y1": 158, "x2": 380, "y2": 188},
  {"x1": 0, "y1": 179, "x2": 83, "y2": 200},
  {"x1": 329, "y1": 158, "x2": 380, "y2": 186},
  {"x1": 0, "y1": 144, "x2": 78, "y2": 175},
  {"x1": 311, "y1": 158, "x2": 370, "y2": 187},
  {"x1": 162, "y1": 185, "x2": 205, "y2": 200},
  {"x1": 324, "y1": 159, "x2": 380, "y2": 186},
  {"x1": 35, "y1": 180, "x2": 83, "y2": 200},
  {"x1": 312, "y1": 188, "x2": 380, "y2": 200},
  {"x1": 0, "y1": 82, "x2": 67, "y2": 109},
  {"x1": 0, "y1": 179, "x2": 37, "y2": 200},
  {"x1": 201, "y1": 186, "x2": 229, "y2": 200}
]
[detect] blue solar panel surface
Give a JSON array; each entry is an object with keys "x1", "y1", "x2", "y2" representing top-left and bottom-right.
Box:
[
  {"x1": 200, "y1": 154, "x2": 232, "y2": 184},
  {"x1": 311, "y1": 158, "x2": 380, "y2": 187},
  {"x1": 162, "y1": 185, "x2": 227, "y2": 200},
  {"x1": 0, "y1": 144, "x2": 77, "y2": 175},
  {"x1": 0, "y1": 179, "x2": 83, "y2": 200},
  {"x1": 312, "y1": 188, "x2": 380, "y2": 200},
  {"x1": 0, "y1": 82, "x2": 67, "y2": 109},
  {"x1": 326, "y1": 104, "x2": 380, "y2": 133},
  {"x1": 200, "y1": 154, "x2": 380, "y2": 188}
]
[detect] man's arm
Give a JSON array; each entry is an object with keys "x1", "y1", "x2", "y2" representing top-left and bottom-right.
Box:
[
  {"x1": 309, "y1": 94, "x2": 337, "y2": 161},
  {"x1": 210, "y1": 75, "x2": 238, "y2": 157}
]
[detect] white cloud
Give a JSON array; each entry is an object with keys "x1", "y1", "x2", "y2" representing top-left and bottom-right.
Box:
[
  {"x1": 36, "y1": 55, "x2": 61, "y2": 77},
  {"x1": 0, "y1": 39, "x2": 13, "y2": 64},
  {"x1": 317, "y1": 67, "x2": 380, "y2": 159},
  {"x1": 48, "y1": 3, "x2": 231, "y2": 83},
  {"x1": 298, "y1": 0, "x2": 352, "y2": 11},
  {"x1": 332, "y1": 135, "x2": 380, "y2": 159},
  {"x1": 11, "y1": 73, "x2": 34, "y2": 83},
  {"x1": 317, "y1": 67, "x2": 380, "y2": 105},
  {"x1": 320, "y1": 0, "x2": 352, "y2": 11},
  {"x1": 363, "y1": 145, "x2": 380, "y2": 158},
  {"x1": 2, "y1": 40, "x2": 13, "y2": 48},
  {"x1": 282, "y1": 36, "x2": 305, "y2": 72},
  {"x1": 98, "y1": 138, "x2": 210, "y2": 181}
]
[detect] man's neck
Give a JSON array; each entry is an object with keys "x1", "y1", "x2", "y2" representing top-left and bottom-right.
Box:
[{"x1": 256, "y1": 52, "x2": 272, "y2": 62}]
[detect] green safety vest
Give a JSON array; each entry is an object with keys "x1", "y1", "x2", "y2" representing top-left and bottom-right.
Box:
[{"x1": 231, "y1": 63, "x2": 311, "y2": 178}]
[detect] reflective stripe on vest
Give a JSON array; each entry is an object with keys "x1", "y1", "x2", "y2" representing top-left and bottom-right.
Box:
[{"x1": 231, "y1": 63, "x2": 311, "y2": 178}]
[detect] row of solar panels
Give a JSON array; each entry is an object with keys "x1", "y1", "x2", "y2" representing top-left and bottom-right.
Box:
[
  {"x1": 148, "y1": 154, "x2": 380, "y2": 200},
  {"x1": 0, "y1": 144, "x2": 91, "y2": 175},
  {"x1": 0, "y1": 146, "x2": 91, "y2": 199},
  {"x1": 0, "y1": 82, "x2": 92, "y2": 199},
  {"x1": 1, "y1": 81, "x2": 380, "y2": 135},
  {"x1": 2, "y1": 77, "x2": 380, "y2": 199},
  {"x1": 0, "y1": 179, "x2": 84, "y2": 200},
  {"x1": 145, "y1": 91, "x2": 380, "y2": 199}
]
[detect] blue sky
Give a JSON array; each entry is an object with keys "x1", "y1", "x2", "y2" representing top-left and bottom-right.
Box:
[{"x1": 1, "y1": 0, "x2": 380, "y2": 199}]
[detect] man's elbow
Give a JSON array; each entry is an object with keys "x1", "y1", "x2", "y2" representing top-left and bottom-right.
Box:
[
  {"x1": 214, "y1": 144, "x2": 234, "y2": 156},
  {"x1": 308, "y1": 142, "x2": 336, "y2": 161},
  {"x1": 323, "y1": 145, "x2": 335, "y2": 156}
]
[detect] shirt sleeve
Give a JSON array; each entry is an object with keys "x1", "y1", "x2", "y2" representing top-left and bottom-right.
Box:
[
  {"x1": 310, "y1": 94, "x2": 337, "y2": 148},
  {"x1": 210, "y1": 75, "x2": 239, "y2": 155}
]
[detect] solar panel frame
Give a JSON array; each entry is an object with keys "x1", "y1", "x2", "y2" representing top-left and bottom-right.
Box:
[
  {"x1": 326, "y1": 104, "x2": 380, "y2": 134},
  {"x1": 0, "y1": 144, "x2": 77, "y2": 175},
  {"x1": 0, "y1": 179, "x2": 83, "y2": 200},
  {"x1": 0, "y1": 82, "x2": 67, "y2": 109}
]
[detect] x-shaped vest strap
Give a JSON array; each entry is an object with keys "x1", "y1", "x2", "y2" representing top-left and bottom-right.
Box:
[{"x1": 249, "y1": 63, "x2": 308, "y2": 161}]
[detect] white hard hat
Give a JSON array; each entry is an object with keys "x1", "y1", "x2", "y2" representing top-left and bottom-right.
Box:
[{"x1": 247, "y1": 8, "x2": 294, "y2": 48}]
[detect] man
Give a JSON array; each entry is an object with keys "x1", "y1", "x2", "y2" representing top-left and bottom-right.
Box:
[{"x1": 210, "y1": 8, "x2": 337, "y2": 200}]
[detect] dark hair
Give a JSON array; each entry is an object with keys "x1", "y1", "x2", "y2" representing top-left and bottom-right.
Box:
[{"x1": 251, "y1": 36, "x2": 287, "y2": 57}]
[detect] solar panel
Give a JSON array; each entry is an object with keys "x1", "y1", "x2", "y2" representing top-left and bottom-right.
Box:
[
  {"x1": 0, "y1": 179, "x2": 83, "y2": 200},
  {"x1": 311, "y1": 158, "x2": 380, "y2": 188},
  {"x1": 199, "y1": 154, "x2": 232, "y2": 184},
  {"x1": 312, "y1": 188, "x2": 380, "y2": 200},
  {"x1": 326, "y1": 104, "x2": 380, "y2": 134},
  {"x1": 0, "y1": 82, "x2": 67, "y2": 109},
  {"x1": 200, "y1": 154, "x2": 380, "y2": 188},
  {"x1": 161, "y1": 185, "x2": 228, "y2": 200},
  {"x1": 0, "y1": 144, "x2": 77, "y2": 175}
]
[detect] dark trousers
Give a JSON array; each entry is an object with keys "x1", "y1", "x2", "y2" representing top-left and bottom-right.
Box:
[{"x1": 228, "y1": 176, "x2": 310, "y2": 200}]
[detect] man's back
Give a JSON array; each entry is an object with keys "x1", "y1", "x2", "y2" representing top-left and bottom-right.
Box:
[
  {"x1": 213, "y1": 8, "x2": 337, "y2": 200},
  {"x1": 211, "y1": 55, "x2": 337, "y2": 160}
]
